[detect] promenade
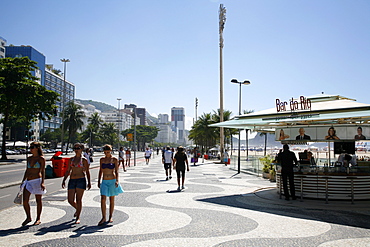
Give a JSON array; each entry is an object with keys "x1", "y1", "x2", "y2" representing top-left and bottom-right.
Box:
[{"x1": 0, "y1": 154, "x2": 370, "y2": 246}]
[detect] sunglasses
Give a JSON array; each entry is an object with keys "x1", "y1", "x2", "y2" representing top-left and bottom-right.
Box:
[
  {"x1": 29, "y1": 146, "x2": 36, "y2": 149},
  {"x1": 73, "y1": 147, "x2": 81, "y2": 150}
]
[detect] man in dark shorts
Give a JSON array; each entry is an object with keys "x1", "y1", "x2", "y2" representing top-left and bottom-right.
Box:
[
  {"x1": 162, "y1": 146, "x2": 173, "y2": 180},
  {"x1": 173, "y1": 146, "x2": 189, "y2": 191},
  {"x1": 277, "y1": 144, "x2": 298, "y2": 200}
]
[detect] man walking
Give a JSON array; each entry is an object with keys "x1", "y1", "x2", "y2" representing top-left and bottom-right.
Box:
[
  {"x1": 277, "y1": 144, "x2": 298, "y2": 200},
  {"x1": 144, "y1": 147, "x2": 152, "y2": 165},
  {"x1": 162, "y1": 147, "x2": 173, "y2": 180}
]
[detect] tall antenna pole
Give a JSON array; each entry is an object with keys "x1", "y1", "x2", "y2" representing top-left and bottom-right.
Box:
[{"x1": 219, "y1": 4, "x2": 226, "y2": 156}]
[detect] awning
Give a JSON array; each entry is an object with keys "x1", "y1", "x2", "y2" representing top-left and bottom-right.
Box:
[{"x1": 210, "y1": 94, "x2": 370, "y2": 131}]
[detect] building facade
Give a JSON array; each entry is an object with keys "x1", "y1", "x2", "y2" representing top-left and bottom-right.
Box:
[
  {"x1": 0, "y1": 36, "x2": 6, "y2": 58},
  {"x1": 4, "y1": 44, "x2": 75, "y2": 140},
  {"x1": 171, "y1": 107, "x2": 185, "y2": 144}
]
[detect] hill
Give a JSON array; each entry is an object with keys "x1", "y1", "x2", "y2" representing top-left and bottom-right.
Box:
[{"x1": 76, "y1": 99, "x2": 116, "y2": 112}]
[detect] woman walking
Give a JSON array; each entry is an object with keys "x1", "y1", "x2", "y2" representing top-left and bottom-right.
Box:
[
  {"x1": 98, "y1": 144, "x2": 124, "y2": 226},
  {"x1": 62, "y1": 143, "x2": 91, "y2": 224},
  {"x1": 173, "y1": 146, "x2": 189, "y2": 191},
  {"x1": 118, "y1": 146, "x2": 126, "y2": 172},
  {"x1": 21, "y1": 142, "x2": 46, "y2": 226}
]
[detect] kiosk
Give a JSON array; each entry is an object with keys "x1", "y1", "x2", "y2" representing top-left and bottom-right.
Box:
[{"x1": 211, "y1": 94, "x2": 370, "y2": 201}]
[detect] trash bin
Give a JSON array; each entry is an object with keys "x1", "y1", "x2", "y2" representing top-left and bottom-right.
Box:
[{"x1": 52, "y1": 159, "x2": 67, "y2": 177}]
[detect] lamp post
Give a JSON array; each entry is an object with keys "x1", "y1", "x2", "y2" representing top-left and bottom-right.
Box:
[
  {"x1": 60, "y1": 58, "x2": 70, "y2": 154},
  {"x1": 231, "y1": 79, "x2": 251, "y2": 173},
  {"x1": 117, "y1": 98, "x2": 121, "y2": 150}
]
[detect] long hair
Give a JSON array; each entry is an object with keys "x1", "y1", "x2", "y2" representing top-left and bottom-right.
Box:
[{"x1": 31, "y1": 141, "x2": 44, "y2": 156}]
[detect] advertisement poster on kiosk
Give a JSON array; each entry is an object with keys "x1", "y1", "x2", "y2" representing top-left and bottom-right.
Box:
[{"x1": 275, "y1": 125, "x2": 370, "y2": 142}]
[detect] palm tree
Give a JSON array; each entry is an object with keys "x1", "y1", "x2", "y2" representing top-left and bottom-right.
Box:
[
  {"x1": 63, "y1": 101, "x2": 85, "y2": 154},
  {"x1": 99, "y1": 122, "x2": 118, "y2": 146},
  {"x1": 88, "y1": 112, "x2": 102, "y2": 147},
  {"x1": 189, "y1": 113, "x2": 218, "y2": 152},
  {"x1": 212, "y1": 109, "x2": 237, "y2": 153}
]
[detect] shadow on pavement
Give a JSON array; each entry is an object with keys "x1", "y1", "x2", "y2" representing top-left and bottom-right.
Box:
[{"x1": 197, "y1": 190, "x2": 370, "y2": 230}]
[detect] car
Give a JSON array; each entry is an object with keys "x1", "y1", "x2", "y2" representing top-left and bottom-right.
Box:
[{"x1": 5, "y1": 149, "x2": 16, "y2": 155}]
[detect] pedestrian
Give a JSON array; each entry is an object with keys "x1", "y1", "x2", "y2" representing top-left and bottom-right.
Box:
[
  {"x1": 21, "y1": 141, "x2": 46, "y2": 226},
  {"x1": 277, "y1": 144, "x2": 298, "y2": 200},
  {"x1": 98, "y1": 144, "x2": 124, "y2": 226},
  {"x1": 192, "y1": 147, "x2": 198, "y2": 166},
  {"x1": 125, "y1": 148, "x2": 131, "y2": 167},
  {"x1": 118, "y1": 147, "x2": 126, "y2": 172},
  {"x1": 156, "y1": 147, "x2": 159, "y2": 155},
  {"x1": 62, "y1": 143, "x2": 91, "y2": 224},
  {"x1": 162, "y1": 146, "x2": 173, "y2": 180},
  {"x1": 83, "y1": 148, "x2": 92, "y2": 166},
  {"x1": 173, "y1": 146, "x2": 189, "y2": 191},
  {"x1": 223, "y1": 149, "x2": 229, "y2": 165},
  {"x1": 144, "y1": 147, "x2": 152, "y2": 165}
]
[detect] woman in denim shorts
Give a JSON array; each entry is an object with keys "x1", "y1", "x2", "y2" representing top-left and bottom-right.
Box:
[{"x1": 62, "y1": 143, "x2": 91, "y2": 224}]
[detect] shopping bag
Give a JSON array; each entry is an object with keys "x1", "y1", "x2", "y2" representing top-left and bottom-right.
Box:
[
  {"x1": 14, "y1": 187, "x2": 23, "y2": 205},
  {"x1": 191, "y1": 158, "x2": 198, "y2": 163}
]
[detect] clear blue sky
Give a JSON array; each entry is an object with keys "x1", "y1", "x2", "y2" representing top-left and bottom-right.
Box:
[{"x1": 2, "y1": 0, "x2": 370, "y2": 129}]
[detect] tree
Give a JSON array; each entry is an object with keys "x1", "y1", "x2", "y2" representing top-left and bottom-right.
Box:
[
  {"x1": 122, "y1": 125, "x2": 159, "y2": 151},
  {"x1": 87, "y1": 112, "x2": 102, "y2": 147},
  {"x1": 189, "y1": 113, "x2": 218, "y2": 153},
  {"x1": 212, "y1": 109, "x2": 237, "y2": 152},
  {"x1": 62, "y1": 101, "x2": 85, "y2": 153},
  {"x1": 0, "y1": 57, "x2": 59, "y2": 160},
  {"x1": 40, "y1": 128, "x2": 62, "y2": 148},
  {"x1": 100, "y1": 122, "x2": 118, "y2": 146}
]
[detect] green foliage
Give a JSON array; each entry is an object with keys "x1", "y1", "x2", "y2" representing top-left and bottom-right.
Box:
[
  {"x1": 259, "y1": 155, "x2": 275, "y2": 173},
  {"x1": 63, "y1": 101, "x2": 85, "y2": 151},
  {"x1": 0, "y1": 57, "x2": 59, "y2": 159},
  {"x1": 99, "y1": 122, "x2": 118, "y2": 146},
  {"x1": 122, "y1": 125, "x2": 159, "y2": 150}
]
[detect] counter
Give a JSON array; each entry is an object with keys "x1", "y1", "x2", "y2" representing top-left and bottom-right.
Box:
[{"x1": 275, "y1": 164, "x2": 370, "y2": 201}]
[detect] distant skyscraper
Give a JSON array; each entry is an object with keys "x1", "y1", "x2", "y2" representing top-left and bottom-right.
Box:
[
  {"x1": 158, "y1": 114, "x2": 169, "y2": 124},
  {"x1": 124, "y1": 104, "x2": 146, "y2": 125},
  {"x1": 171, "y1": 107, "x2": 185, "y2": 144}
]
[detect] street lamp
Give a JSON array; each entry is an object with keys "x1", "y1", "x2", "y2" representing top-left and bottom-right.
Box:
[
  {"x1": 60, "y1": 58, "x2": 70, "y2": 154},
  {"x1": 117, "y1": 98, "x2": 121, "y2": 150},
  {"x1": 231, "y1": 78, "x2": 251, "y2": 173}
]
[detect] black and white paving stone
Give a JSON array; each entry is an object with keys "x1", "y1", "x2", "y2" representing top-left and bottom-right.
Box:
[{"x1": 1, "y1": 156, "x2": 370, "y2": 246}]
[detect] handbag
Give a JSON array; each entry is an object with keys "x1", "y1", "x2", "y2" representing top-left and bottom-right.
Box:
[
  {"x1": 14, "y1": 186, "x2": 23, "y2": 205},
  {"x1": 89, "y1": 156, "x2": 93, "y2": 162}
]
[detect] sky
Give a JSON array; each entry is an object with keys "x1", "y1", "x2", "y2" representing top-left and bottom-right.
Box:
[{"x1": 1, "y1": 0, "x2": 370, "y2": 130}]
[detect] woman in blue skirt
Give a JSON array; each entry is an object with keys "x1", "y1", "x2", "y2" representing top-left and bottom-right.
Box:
[{"x1": 98, "y1": 144, "x2": 123, "y2": 226}]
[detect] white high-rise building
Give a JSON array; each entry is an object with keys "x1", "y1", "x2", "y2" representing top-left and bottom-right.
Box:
[{"x1": 171, "y1": 107, "x2": 186, "y2": 144}]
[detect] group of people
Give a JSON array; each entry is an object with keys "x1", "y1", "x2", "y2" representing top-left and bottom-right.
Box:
[
  {"x1": 118, "y1": 147, "x2": 132, "y2": 171},
  {"x1": 21, "y1": 142, "x2": 123, "y2": 226},
  {"x1": 161, "y1": 146, "x2": 190, "y2": 191}
]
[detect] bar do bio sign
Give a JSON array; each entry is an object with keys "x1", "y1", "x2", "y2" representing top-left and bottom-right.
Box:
[{"x1": 276, "y1": 96, "x2": 312, "y2": 112}]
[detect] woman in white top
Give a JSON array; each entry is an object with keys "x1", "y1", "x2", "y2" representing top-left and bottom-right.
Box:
[{"x1": 118, "y1": 147, "x2": 126, "y2": 172}]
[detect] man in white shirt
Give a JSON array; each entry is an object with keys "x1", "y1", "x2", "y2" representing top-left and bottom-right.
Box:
[
  {"x1": 145, "y1": 147, "x2": 152, "y2": 165},
  {"x1": 162, "y1": 146, "x2": 173, "y2": 180}
]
